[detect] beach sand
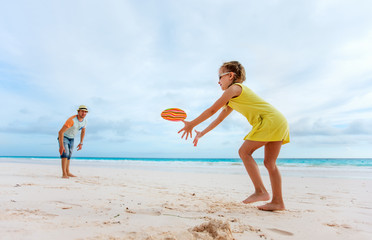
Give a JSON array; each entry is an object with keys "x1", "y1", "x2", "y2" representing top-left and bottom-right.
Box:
[{"x1": 1, "y1": 161, "x2": 371, "y2": 240}]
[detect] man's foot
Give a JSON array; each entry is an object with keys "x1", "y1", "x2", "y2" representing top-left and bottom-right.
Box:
[
  {"x1": 242, "y1": 192, "x2": 270, "y2": 204},
  {"x1": 67, "y1": 173, "x2": 77, "y2": 177},
  {"x1": 257, "y1": 202, "x2": 285, "y2": 211}
]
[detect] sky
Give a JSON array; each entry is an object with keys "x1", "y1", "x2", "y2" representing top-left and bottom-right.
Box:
[{"x1": 1, "y1": 0, "x2": 372, "y2": 158}]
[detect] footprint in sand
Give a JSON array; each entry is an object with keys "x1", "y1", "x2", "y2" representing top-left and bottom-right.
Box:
[
  {"x1": 325, "y1": 223, "x2": 352, "y2": 229},
  {"x1": 53, "y1": 201, "x2": 82, "y2": 209},
  {"x1": 267, "y1": 228, "x2": 294, "y2": 236},
  {"x1": 125, "y1": 208, "x2": 162, "y2": 216}
]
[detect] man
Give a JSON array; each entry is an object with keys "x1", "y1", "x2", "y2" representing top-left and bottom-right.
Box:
[{"x1": 58, "y1": 105, "x2": 88, "y2": 178}]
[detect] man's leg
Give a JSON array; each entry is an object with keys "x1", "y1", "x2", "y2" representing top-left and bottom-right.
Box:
[
  {"x1": 66, "y1": 139, "x2": 76, "y2": 177},
  {"x1": 66, "y1": 160, "x2": 76, "y2": 177},
  {"x1": 61, "y1": 157, "x2": 69, "y2": 178}
]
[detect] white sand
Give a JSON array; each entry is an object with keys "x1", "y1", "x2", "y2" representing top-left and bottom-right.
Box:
[{"x1": 1, "y1": 161, "x2": 372, "y2": 240}]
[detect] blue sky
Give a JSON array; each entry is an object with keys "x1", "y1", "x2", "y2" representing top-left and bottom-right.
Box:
[{"x1": 1, "y1": 0, "x2": 372, "y2": 158}]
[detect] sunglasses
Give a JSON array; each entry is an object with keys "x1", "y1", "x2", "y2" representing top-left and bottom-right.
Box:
[{"x1": 219, "y1": 72, "x2": 231, "y2": 79}]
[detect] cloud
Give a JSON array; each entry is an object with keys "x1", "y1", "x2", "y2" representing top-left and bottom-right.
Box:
[{"x1": 291, "y1": 117, "x2": 372, "y2": 136}]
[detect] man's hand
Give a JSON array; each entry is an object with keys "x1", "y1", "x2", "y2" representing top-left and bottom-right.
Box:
[
  {"x1": 77, "y1": 143, "x2": 83, "y2": 151},
  {"x1": 59, "y1": 146, "x2": 66, "y2": 155}
]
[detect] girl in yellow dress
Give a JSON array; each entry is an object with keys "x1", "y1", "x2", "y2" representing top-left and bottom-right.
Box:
[{"x1": 178, "y1": 61, "x2": 290, "y2": 211}]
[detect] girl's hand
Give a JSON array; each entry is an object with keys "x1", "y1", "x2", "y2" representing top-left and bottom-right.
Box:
[
  {"x1": 193, "y1": 130, "x2": 203, "y2": 147},
  {"x1": 178, "y1": 120, "x2": 194, "y2": 140}
]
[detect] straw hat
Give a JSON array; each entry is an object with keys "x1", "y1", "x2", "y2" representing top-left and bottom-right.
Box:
[{"x1": 77, "y1": 105, "x2": 88, "y2": 112}]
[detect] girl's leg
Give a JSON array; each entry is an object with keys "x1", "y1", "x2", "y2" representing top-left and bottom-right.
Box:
[
  {"x1": 239, "y1": 140, "x2": 270, "y2": 203},
  {"x1": 258, "y1": 141, "x2": 285, "y2": 211}
]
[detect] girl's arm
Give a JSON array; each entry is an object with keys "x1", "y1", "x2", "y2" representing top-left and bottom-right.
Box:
[
  {"x1": 178, "y1": 84, "x2": 241, "y2": 139},
  {"x1": 193, "y1": 106, "x2": 233, "y2": 146}
]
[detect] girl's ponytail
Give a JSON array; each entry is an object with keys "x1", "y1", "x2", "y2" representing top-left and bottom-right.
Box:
[{"x1": 221, "y1": 61, "x2": 246, "y2": 84}]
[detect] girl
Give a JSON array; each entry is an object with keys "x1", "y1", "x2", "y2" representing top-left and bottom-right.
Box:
[{"x1": 178, "y1": 61, "x2": 290, "y2": 211}]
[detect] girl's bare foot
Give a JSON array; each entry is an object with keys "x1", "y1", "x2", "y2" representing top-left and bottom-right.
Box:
[
  {"x1": 257, "y1": 202, "x2": 285, "y2": 211},
  {"x1": 67, "y1": 173, "x2": 76, "y2": 177},
  {"x1": 62, "y1": 175, "x2": 69, "y2": 179},
  {"x1": 242, "y1": 192, "x2": 270, "y2": 204}
]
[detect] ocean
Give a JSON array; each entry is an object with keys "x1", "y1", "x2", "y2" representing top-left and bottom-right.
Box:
[{"x1": 1, "y1": 157, "x2": 372, "y2": 180}]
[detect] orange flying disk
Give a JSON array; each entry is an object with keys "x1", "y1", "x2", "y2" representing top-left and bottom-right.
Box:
[{"x1": 161, "y1": 108, "x2": 187, "y2": 121}]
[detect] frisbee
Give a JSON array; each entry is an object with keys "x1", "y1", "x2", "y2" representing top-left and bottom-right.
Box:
[{"x1": 161, "y1": 108, "x2": 187, "y2": 121}]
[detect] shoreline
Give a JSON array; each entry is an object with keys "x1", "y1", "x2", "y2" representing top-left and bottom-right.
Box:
[
  {"x1": 1, "y1": 157, "x2": 372, "y2": 180},
  {"x1": 1, "y1": 161, "x2": 372, "y2": 239}
]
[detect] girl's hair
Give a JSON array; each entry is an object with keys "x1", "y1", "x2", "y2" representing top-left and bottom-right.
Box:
[{"x1": 221, "y1": 61, "x2": 246, "y2": 83}]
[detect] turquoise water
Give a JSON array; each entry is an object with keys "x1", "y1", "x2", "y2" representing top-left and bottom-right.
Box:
[
  {"x1": 1, "y1": 156, "x2": 372, "y2": 179},
  {"x1": 1, "y1": 156, "x2": 372, "y2": 167}
]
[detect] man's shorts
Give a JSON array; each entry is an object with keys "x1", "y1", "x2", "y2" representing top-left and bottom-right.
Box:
[{"x1": 59, "y1": 137, "x2": 74, "y2": 160}]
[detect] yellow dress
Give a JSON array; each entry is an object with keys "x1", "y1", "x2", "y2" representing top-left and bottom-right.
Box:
[{"x1": 227, "y1": 83, "x2": 290, "y2": 144}]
